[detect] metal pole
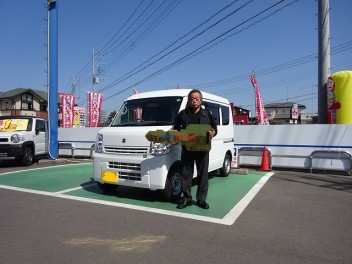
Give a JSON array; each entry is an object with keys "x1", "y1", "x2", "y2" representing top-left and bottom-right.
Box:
[
  {"x1": 48, "y1": 0, "x2": 58, "y2": 159},
  {"x1": 92, "y1": 48, "x2": 95, "y2": 92},
  {"x1": 318, "y1": 0, "x2": 330, "y2": 124}
]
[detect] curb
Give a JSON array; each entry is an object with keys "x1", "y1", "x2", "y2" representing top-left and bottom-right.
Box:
[
  {"x1": 230, "y1": 168, "x2": 249, "y2": 175},
  {"x1": 37, "y1": 158, "x2": 92, "y2": 165}
]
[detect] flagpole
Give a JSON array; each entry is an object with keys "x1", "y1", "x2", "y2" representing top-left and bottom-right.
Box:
[
  {"x1": 250, "y1": 72, "x2": 269, "y2": 125},
  {"x1": 254, "y1": 85, "x2": 257, "y2": 124}
]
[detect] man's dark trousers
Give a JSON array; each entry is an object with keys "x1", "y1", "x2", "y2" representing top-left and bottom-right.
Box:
[{"x1": 180, "y1": 147, "x2": 209, "y2": 202}]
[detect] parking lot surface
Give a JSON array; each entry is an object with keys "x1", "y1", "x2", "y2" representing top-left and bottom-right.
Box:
[
  {"x1": 0, "y1": 162, "x2": 269, "y2": 224},
  {"x1": 0, "y1": 161, "x2": 351, "y2": 264}
]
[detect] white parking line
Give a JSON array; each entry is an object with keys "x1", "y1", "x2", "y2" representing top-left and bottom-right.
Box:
[
  {"x1": 0, "y1": 162, "x2": 92, "y2": 176},
  {"x1": 222, "y1": 172, "x2": 274, "y2": 225},
  {"x1": 0, "y1": 172, "x2": 273, "y2": 225},
  {"x1": 55, "y1": 183, "x2": 97, "y2": 194}
]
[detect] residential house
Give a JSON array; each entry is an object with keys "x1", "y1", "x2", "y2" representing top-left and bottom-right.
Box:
[
  {"x1": 264, "y1": 102, "x2": 307, "y2": 124},
  {"x1": 231, "y1": 103, "x2": 250, "y2": 125},
  {"x1": 0, "y1": 88, "x2": 48, "y2": 119}
]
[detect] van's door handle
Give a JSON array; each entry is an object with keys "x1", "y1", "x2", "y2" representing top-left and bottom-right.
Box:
[{"x1": 223, "y1": 139, "x2": 234, "y2": 143}]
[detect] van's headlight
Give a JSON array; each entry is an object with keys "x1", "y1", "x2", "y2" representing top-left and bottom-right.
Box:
[
  {"x1": 149, "y1": 142, "x2": 171, "y2": 155},
  {"x1": 11, "y1": 134, "x2": 23, "y2": 143},
  {"x1": 95, "y1": 133, "x2": 103, "y2": 153}
]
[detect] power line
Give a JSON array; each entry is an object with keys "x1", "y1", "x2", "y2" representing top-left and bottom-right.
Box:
[
  {"x1": 185, "y1": 40, "x2": 352, "y2": 90},
  {"x1": 73, "y1": 0, "x2": 351, "y2": 112},
  {"x1": 96, "y1": 0, "x2": 255, "y2": 94},
  {"x1": 91, "y1": 0, "x2": 291, "y2": 101},
  {"x1": 102, "y1": 0, "x2": 181, "y2": 73},
  {"x1": 96, "y1": 0, "x2": 146, "y2": 56},
  {"x1": 72, "y1": 0, "x2": 181, "y2": 91}
]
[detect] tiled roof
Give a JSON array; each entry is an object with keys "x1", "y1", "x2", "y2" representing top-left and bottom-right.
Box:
[
  {"x1": 0, "y1": 88, "x2": 48, "y2": 101},
  {"x1": 265, "y1": 102, "x2": 306, "y2": 109}
]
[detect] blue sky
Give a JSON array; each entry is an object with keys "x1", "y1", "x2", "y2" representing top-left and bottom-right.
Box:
[{"x1": 1, "y1": 0, "x2": 351, "y2": 115}]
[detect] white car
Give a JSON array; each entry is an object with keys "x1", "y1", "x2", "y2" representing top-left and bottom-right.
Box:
[
  {"x1": 93, "y1": 89, "x2": 234, "y2": 201},
  {"x1": 0, "y1": 116, "x2": 48, "y2": 166}
]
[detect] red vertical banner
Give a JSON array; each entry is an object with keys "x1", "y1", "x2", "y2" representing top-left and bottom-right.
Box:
[
  {"x1": 60, "y1": 93, "x2": 75, "y2": 128},
  {"x1": 250, "y1": 72, "x2": 269, "y2": 125},
  {"x1": 88, "y1": 92, "x2": 103, "y2": 127}
]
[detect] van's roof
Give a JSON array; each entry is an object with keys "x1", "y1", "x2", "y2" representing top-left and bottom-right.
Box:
[{"x1": 126, "y1": 89, "x2": 229, "y2": 104}]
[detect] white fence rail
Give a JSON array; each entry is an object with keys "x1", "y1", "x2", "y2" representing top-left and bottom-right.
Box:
[
  {"x1": 58, "y1": 125, "x2": 352, "y2": 174},
  {"x1": 58, "y1": 127, "x2": 101, "y2": 158},
  {"x1": 234, "y1": 124, "x2": 352, "y2": 175}
]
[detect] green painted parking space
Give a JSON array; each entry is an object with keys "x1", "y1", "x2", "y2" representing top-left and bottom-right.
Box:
[
  {"x1": 0, "y1": 163, "x2": 268, "y2": 220},
  {"x1": 0, "y1": 164, "x2": 93, "y2": 192}
]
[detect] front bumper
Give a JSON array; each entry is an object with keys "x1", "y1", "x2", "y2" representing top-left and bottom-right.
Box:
[
  {"x1": 93, "y1": 152, "x2": 170, "y2": 191},
  {"x1": 0, "y1": 144, "x2": 24, "y2": 160}
]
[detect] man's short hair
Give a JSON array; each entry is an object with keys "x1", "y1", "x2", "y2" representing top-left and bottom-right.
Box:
[{"x1": 188, "y1": 89, "x2": 202, "y2": 100}]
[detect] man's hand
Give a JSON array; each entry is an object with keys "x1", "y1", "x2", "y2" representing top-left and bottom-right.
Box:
[{"x1": 209, "y1": 128, "x2": 216, "y2": 138}]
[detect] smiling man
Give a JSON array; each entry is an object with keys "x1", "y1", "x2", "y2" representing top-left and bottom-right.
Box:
[{"x1": 174, "y1": 89, "x2": 217, "y2": 209}]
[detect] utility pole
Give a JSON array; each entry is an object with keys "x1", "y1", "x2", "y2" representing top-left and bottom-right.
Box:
[
  {"x1": 92, "y1": 48, "x2": 104, "y2": 92},
  {"x1": 71, "y1": 76, "x2": 79, "y2": 96},
  {"x1": 92, "y1": 48, "x2": 96, "y2": 92},
  {"x1": 318, "y1": 0, "x2": 330, "y2": 123}
]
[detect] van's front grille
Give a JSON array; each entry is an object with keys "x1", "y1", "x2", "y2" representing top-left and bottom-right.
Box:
[
  {"x1": 107, "y1": 162, "x2": 141, "y2": 181},
  {"x1": 104, "y1": 146, "x2": 148, "y2": 155},
  {"x1": 108, "y1": 162, "x2": 141, "y2": 170}
]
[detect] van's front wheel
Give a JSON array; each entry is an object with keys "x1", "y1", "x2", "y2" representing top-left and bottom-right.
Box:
[
  {"x1": 161, "y1": 166, "x2": 182, "y2": 201},
  {"x1": 219, "y1": 154, "x2": 231, "y2": 177}
]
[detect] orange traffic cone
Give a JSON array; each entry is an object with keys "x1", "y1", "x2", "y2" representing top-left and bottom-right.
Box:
[{"x1": 259, "y1": 147, "x2": 271, "y2": 171}]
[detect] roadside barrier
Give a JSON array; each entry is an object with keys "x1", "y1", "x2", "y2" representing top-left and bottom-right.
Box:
[
  {"x1": 238, "y1": 147, "x2": 351, "y2": 175},
  {"x1": 58, "y1": 142, "x2": 95, "y2": 159}
]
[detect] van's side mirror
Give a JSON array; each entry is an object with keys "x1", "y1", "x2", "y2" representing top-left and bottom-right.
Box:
[{"x1": 35, "y1": 127, "x2": 40, "y2": 135}]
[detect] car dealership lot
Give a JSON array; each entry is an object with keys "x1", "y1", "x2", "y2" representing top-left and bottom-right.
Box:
[{"x1": 0, "y1": 161, "x2": 351, "y2": 264}]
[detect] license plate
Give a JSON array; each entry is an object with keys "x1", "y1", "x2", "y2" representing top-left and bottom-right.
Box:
[{"x1": 101, "y1": 171, "x2": 119, "y2": 183}]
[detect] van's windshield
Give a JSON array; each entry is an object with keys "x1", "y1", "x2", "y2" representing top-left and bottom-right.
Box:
[{"x1": 111, "y1": 96, "x2": 183, "y2": 127}]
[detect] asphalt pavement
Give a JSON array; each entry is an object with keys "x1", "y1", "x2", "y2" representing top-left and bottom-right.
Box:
[{"x1": 0, "y1": 160, "x2": 351, "y2": 264}]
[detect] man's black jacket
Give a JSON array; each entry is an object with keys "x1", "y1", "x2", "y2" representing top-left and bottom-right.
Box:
[{"x1": 174, "y1": 107, "x2": 218, "y2": 137}]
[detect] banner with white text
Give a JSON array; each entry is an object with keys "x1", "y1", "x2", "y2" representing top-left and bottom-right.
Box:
[
  {"x1": 88, "y1": 92, "x2": 103, "y2": 127},
  {"x1": 60, "y1": 93, "x2": 75, "y2": 128}
]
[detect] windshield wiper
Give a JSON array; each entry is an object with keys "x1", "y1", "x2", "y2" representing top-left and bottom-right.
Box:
[
  {"x1": 110, "y1": 121, "x2": 173, "y2": 127},
  {"x1": 147, "y1": 121, "x2": 173, "y2": 126}
]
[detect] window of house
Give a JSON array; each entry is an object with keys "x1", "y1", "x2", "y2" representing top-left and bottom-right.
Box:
[
  {"x1": 21, "y1": 93, "x2": 33, "y2": 110},
  {"x1": 21, "y1": 94, "x2": 33, "y2": 101},
  {"x1": 40, "y1": 104, "x2": 47, "y2": 111}
]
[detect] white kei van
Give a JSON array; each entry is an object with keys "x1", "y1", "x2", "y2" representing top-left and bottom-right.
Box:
[{"x1": 93, "y1": 89, "x2": 234, "y2": 201}]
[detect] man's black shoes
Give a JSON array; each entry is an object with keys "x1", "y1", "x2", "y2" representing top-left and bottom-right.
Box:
[
  {"x1": 197, "y1": 201, "x2": 209, "y2": 209},
  {"x1": 176, "y1": 199, "x2": 193, "y2": 209},
  {"x1": 176, "y1": 199, "x2": 209, "y2": 209}
]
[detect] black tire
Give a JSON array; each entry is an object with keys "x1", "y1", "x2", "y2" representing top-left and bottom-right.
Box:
[
  {"x1": 20, "y1": 147, "x2": 34, "y2": 166},
  {"x1": 97, "y1": 182, "x2": 117, "y2": 192},
  {"x1": 161, "y1": 166, "x2": 182, "y2": 201},
  {"x1": 219, "y1": 154, "x2": 231, "y2": 177}
]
